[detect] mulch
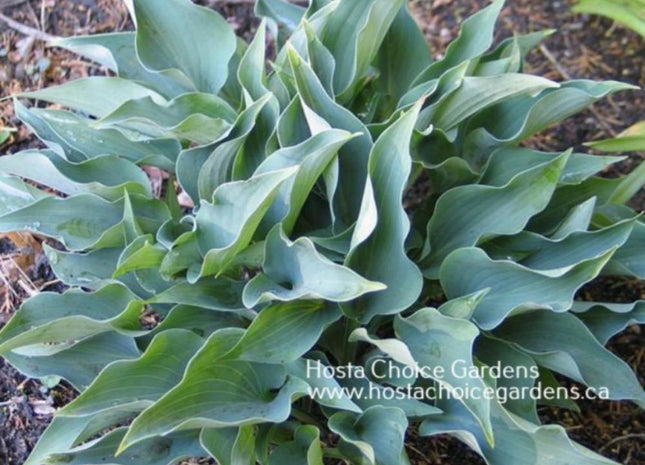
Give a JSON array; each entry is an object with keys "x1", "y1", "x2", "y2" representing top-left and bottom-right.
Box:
[{"x1": 0, "y1": 0, "x2": 643, "y2": 464}]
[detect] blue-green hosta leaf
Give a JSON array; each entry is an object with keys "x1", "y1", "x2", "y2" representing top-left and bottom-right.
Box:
[
  {"x1": 303, "y1": 21, "x2": 336, "y2": 97},
  {"x1": 269, "y1": 1, "x2": 339, "y2": 80},
  {"x1": 573, "y1": 300, "x2": 645, "y2": 345},
  {"x1": 15, "y1": 102, "x2": 181, "y2": 170},
  {"x1": 276, "y1": 97, "x2": 312, "y2": 147},
  {"x1": 18, "y1": 77, "x2": 164, "y2": 118},
  {"x1": 238, "y1": 20, "x2": 270, "y2": 101},
  {"x1": 44, "y1": 245, "x2": 121, "y2": 287},
  {"x1": 244, "y1": 424, "x2": 283, "y2": 465},
  {"x1": 483, "y1": 219, "x2": 634, "y2": 271},
  {"x1": 420, "y1": 151, "x2": 569, "y2": 278},
  {"x1": 146, "y1": 278, "x2": 245, "y2": 312},
  {"x1": 226, "y1": 301, "x2": 341, "y2": 364},
  {"x1": 0, "y1": 284, "x2": 143, "y2": 354},
  {"x1": 528, "y1": 177, "x2": 621, "y2": 234},
  {"x1": 122, "y1": 191, "x2": 146, "y2": 243},
  {"x1": 464, "y1": 80, "x2": 637, "y2": 165},
  {"x1": 268, "y1": 426, "x2": 323, "y2": 465},
  {"x1": 255, "y1": 0, "x2": 306, "y2": 46},
  {"x1": 420, "y1": 397, "x2": 536, "y2": 465},
  {"x1": 475, "y1": 337, "x2": 541, "y2": 423},
  {"x1": 5, "y1": 332, "x2": 140, "y2": 391},
  {"x1": 480, "y1": 147, "x2": 625, "y2": 187},
  {"x1": 473, "y1": 37, "x2": 522, "y2": 76},
  {"x1": 98, "y1": 93, "x2": 236, "y2": 144},
  {"x1": 478, "y1": 29, "x2": 554, "y2": 75},
  {"x1": 140, "y1": 305, "x2": 247, "y2": 348},
  {"x1": 0, "y1": 150, "x2": 151, "y2": 200},
  {"x1": 286, "y1": 358, "x2": 363, "y2": 413},
  {"x1": 228, "y1": 89, "x2": 279, "y2": 180},
  {"x1": 158, "y1": 231, "x2": 202, "y2": 278},
  {"x1": 337, "y1": 376, "x2": 441, "y2": 418},
  {"x1": 306, "y1": 0, "x2": 336, "y2": 15},
  {"x1": 60, "y1": 329, "x2": 203, "y2": 417},
  {"x1": 14, "y1": 101, "x2": 84, "y2": 163},
  {"x1": 127, "y1": 268, "x2": 171, "y2": 297},
  {"x1": 349, "y1": 328, "x2": 417, "y2": 369},
  {"x1": 549, "y1": 197, "x2": 597, "y2": 240},
  {"x1": 329, "y1": 406, "x2": 409, "y2": 465},
  {"x1": 420, "y1": 396, "x2": 620, "y2": 465},
  {"x1": 441, "y1": 247, "x2": 617, "y2": 330},
  {"x1": 528, "y1": 424, "x2": 620, "y2": 465},
  {"x1": 46, "y1": 428, "x2": 201, "y2": 465},
  {"x1": 399, "y1": 60, "x2": 468, "y2": 113},
  {"x1": 308, "y1": 226, "x2": 354, "y2": 258},
  {"x1": 592, "y1": 204, "x2": 640, "y2": 229},
  {"x1": 114, "y1": 235, "x2": 167, "y2": 277},
  {"x1": 220, "y1": 37, "x2": 249, "y2": 108},
  {"x1": 51, "y1": 35, "x2": 121, "y2": 70},
  {"x1": 474, "y1": 29, "x2": 555, "y2": 77},
  {"x1": 193, "y1": 167, "x2": 297, "y2": 279},
  {"x1": 48, "y1": 249, "x2": 164, "y2": 300},
  {"x1": 287, "y1": 46, "x2": 373, "y2": 230},
  {"x1": 373, "y1": 5, "x2": 432, "y2": 117},
  {"x1": 0, "y1": 174, "x2": 51, "y2": 215},
  {"x1": 132, "y1": 0, "x2": 236, "y2": 94},
  {"x1": 156, "y1": 218, "x2": 193, "y2": 248},
  {"x1": 342, "y1": 102, "x2": 423, "y2": 322},
  {"x1": 222, "y1": 240, "x2": 266, "y2": 272},
  {"x1": 267, "y1": 70, "x2": 293, "y2": 112},
  {"x1": 201, "y1": 426, "x2": 255, "y2": 465},
  {"x1": 194, "y1": 93, "x2": 274, "y2": 202},
  {"x1": 321, "y1": 0, "x2": 405, "y2": 100},
  {"x1": 418, "y1": 74, "x2": 559, "y2": 132},
  {"x1": 395, "y1": 308, "x2": 494, "y2": 444},
  {"x1": 438, "y1": 289, "x2": 490, "y2": 320},
  {"x1": 119, "y1": 329, "x2": 308, "y2": 451},
  {"x1": 495, "y1": 311, "x2": 645, "y2": 407},
  {"x1": 255, "y1": 129, "x2": 356, "y2": 234},
  {"x1": 24, "y1": 411, "x2": 139, "y2": 465},
  {"x1": 0, "y1": 193, "x2": 169, "y2": 250},
  {"x1": 243, "y1": 227, "x2": 384, "y2": 307},
  {"x1": 51, "y1": 32, "x2": 193, "y2": 98},
  {"x1": 412, "y1": 0, "x2": 504, "y2": 84}
]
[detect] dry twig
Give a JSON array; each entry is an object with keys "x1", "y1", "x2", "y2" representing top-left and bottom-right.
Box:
[
  {"x1": 599, "y1": 434, "x2": 645, "y2": 452},
  {"x1": 0, "y1": 11, "x2": 58, "y2": 42}
]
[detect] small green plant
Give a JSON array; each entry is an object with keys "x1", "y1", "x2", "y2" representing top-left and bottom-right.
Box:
[
  {"x1": 0, "y1": 0, "x2": 643, "y2": 464},
  {"x1": 587, "y1": 121, "x2": 645, "y2": 153},
  {"x1": 0, "y1": 127, "x2": 13, "y2": 146},
  {"x1": 573, "y1": 0, "x2": 645, "y2": 37}
]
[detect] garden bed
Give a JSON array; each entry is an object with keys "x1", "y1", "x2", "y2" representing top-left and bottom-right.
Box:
[{"x1": 0, "y1": 0, "x2": 642, "y2": 464}]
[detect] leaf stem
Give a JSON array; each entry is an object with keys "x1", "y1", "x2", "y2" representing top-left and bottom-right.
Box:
[
  {"x1": 323, "y1": 447, "x2": 346, "y2": 460},
  {"x1": 292, "y1": 408, "x2": 324, "y2": 430},
  {"x1": 341, "y1": 317, "x2": 359, "y2": 365}
]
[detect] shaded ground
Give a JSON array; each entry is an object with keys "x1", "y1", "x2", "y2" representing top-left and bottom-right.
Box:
[{"x1": 0, "y1": 0, "x2": 643, "y2": 464}]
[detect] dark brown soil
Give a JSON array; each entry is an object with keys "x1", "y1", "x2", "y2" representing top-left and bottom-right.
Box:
[{"x1": 0, "y1": 1, "x2": 643, "y2": 464}]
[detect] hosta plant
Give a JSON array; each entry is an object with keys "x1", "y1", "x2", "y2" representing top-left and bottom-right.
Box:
[{"x1": 0, "y1": 0, "x2": 643, "y2": 464}]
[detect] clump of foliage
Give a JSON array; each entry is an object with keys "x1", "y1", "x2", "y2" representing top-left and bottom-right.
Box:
[{"x1": 0, "y1": 0, "x2": 643, "y2": 464}]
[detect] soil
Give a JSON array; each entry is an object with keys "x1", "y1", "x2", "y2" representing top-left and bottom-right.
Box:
[{"x1": 0, "y1": 0, "x2": 643, "y2": 464}]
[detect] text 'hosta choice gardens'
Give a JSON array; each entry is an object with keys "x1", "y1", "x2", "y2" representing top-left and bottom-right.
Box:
[{"x1": 0, "y1": 0, "x2": 643, "y2": 464}]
